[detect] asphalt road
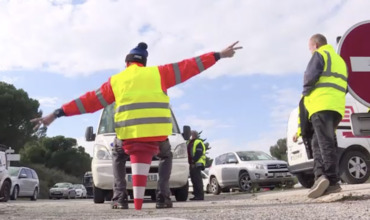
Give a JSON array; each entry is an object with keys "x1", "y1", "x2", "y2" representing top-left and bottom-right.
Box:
[{"x1": 1, "y1": 184, "x2": 370, "y2": 220}]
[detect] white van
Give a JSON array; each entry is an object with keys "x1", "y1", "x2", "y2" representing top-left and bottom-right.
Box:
[
  {"x1": 287, "y1": 96, "x2": 370, "y2": 188},
  {"x1": 85, "y1": 104, "x2": 191, "y2": 203}
]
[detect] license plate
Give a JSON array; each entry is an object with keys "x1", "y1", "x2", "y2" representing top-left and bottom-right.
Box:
[
  {"x1": 127, "y1": 174, "x2": 158, "y2": 182},
  {"x1": 275, "y1": 173, "x2": 284, "y2": 177}
]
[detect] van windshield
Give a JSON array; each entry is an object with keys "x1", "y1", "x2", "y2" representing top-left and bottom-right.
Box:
[{"x1": 97, "y1": 103, "x2": 180, "y2": 134}]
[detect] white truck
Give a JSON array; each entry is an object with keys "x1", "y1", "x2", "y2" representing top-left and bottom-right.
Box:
[
  {"x1": 85, "y1": 104, "x2": 191, "y2": 203},
  {"x1": 0, "y1": 146, "x2": 12, "y2": 202},
  {"x1": 287, "y1": 20, "x2": 370, "y2": 188}
]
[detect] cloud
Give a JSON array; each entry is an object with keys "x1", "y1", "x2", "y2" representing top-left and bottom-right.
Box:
[
  {"x1": 35, "y1": 96, "x2": 60, "y2": 108},
  {"x1": 167, "y1": 87, "x2": 184, "y2": 99},
  {"x1": 1, "y1": 75, "x2": 22, "y2": 84},
  {"x1": 1, "y1": 0, "x2": 370, "y2": 77}
]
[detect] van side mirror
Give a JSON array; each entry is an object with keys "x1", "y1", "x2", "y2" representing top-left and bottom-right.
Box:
[
  {"x1": 182, "y1": 125, "x2": 191, "y2": 140},
  {"x1": 85, "y1": 126, "x2": 96, "y2": 142}
]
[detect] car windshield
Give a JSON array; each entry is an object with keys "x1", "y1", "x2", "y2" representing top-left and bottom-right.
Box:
[
  {"x1": 53, "y1": 183, "x2": 70, "y2": 188},
  {"x1": 97, "y1": 103, "x2": 180, "y2": 134},
  {"x1": 236, "y1": 151, "x2": 274, "y2": 161},
  {"x1": 8, "y1": 167, "x2": 20, "y2": 176}
]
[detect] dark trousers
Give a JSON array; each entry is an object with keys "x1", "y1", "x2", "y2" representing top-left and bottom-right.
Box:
[
  {"x1": 311, "y1": 110, "x2": 342, "y2": 185},
  {"x1": 112, "y1": 139, "x2": 173, "y2": 201},
  {"x1": 189, "y1": 166, "x2": 204, "y2": 199}
]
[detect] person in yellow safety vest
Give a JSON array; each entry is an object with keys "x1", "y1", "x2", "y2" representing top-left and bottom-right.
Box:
[
  {"x1": 293, "y1": 96, "x2": 314, "y2": 159},
  {"x1": 297, "y1": 34, "x2": 347, "y2": 199},
  {"x1": 31, "y1": 41, "x2": 242, "y2": 209},
  {"x1": 187, "y1": 130, "x2": 206, "y2": 201}
]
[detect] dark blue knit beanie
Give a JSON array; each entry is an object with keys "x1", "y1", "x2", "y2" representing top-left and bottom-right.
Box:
[{"x1": 125, "y1": 42, "x2": 148, "y2": 66}]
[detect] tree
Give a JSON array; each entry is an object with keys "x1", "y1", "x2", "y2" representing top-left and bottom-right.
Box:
[
  {"x1": 21, "y1": 136, "x2": 91, "y2": 178},
  {"x1": 270, "y1": 138, "x2": 287, "y2": 161},
  {"x1": 0, "y1": 82, "x2": 40, "y2": 152}
]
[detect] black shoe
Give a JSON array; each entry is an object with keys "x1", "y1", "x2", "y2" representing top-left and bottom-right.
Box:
[
  {"x1": 189, "y1": 197, "x2": 204, "y2": 201},
  {"x1": 111, "y1": 196, "x2": 128, "y2": 209},
  {"x1": 156, "y1": 194, "x2": 173, "y2": 209}
]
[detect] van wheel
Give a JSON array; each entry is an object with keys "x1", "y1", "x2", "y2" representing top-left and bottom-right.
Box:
[
  {"x1": 210, "y1": 177, "x2": 221, "y2": 195},
  {"x1": 0, "y1": 180, "x2": 11, "y2": 202},
  {"x1": 340, "y1": 151, "x2": 370, "y2": 184},
  {"x1": 296, "y1": 173, "x2": 314, "y2": 188},
  {"x1": 11, "y1": 185, "x2": 19, "y2": 200},
  {"x1": 93, "y1": 185, "x2": 106, "y2": 203},
  {"x1": 238, "y1": 172, "x2": 252, "y2": 192},
  {"x1": 174, "y1": 181, "x2": 189, "y2": 201}
]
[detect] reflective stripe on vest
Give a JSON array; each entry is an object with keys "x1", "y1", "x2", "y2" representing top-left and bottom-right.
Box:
[
  {"x1": 304, "y1": 44, "x2": 348, "y2": 118},
  {"x1": 192, "y1": 139, "x2": 206, "y2": 166},
  {"x1": 313, "y1": 51, "x2": 347, "y2": 93},
  {"x1": 95, "y1": 88, "x2": 109, "y2": 107},
  {"x1": 74, "y1": 98, "x2": 86, "y2": 114},
  {"x1": 110, "y1": 65, "x2": 172, "y2": 140},
  {"x1": 172, "y1": 56, "x2": 204, "y2": 85}
]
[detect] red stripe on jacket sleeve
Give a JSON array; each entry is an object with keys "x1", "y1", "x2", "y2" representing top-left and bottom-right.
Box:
[
  {"x1": 158, "y1": 52, "x2": 217, "y2": 90},
  {"x1": 62, "y1": 79, "x2": 115, "y2": 116}
]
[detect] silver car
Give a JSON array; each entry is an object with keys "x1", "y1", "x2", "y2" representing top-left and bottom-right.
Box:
[
  {"x1": 49, "y1": 182, "x2": 77, "y2": 199},
  {"x1": 8, "y1": 166, "x2": 39, "y2": 201},
  {"x1": 208, "y1": 151, "x2": 295, "y2": 194},
  {"x1": 73, "y1": 184, "x2": 87, "y2": 198}
]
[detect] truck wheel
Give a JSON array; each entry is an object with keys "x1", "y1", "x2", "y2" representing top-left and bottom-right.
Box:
[
  {"x1": 0, "y1": 180, "x2": 11, "y2": 202},
  {"x1": 105, "y1": 190, "x2": 113, "y2": 201},
  {"x1": 340, "y1": 151, "x2": 370, "y2": 184},
  {"x1": 174, "y1": 181, "x2": 189, "y2": 201},
  {"x1": 210, "y1": 177, "x2": 221, "y2": 195},
  {"x1": 238, "y1": 172, "x2": 252, "y2": 192},
  {"x1": 296, "y1": 173, "x2": 314, "y2": 188},
  {"x1": 93, "y1": 185, "x2": 107, "y2": 203}
]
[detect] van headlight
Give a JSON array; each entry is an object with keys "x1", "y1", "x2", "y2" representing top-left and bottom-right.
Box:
[
  {"x1": 94, "y1": 144, "x2": 112, "y2": 160},
  {"x1": 173, "y1": 143, "x2": 188, "y2": 159}
]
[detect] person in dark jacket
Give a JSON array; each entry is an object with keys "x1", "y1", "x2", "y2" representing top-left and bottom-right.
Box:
[{"x1": 187, "y1": 130, "x2": 206, "y2": 200}]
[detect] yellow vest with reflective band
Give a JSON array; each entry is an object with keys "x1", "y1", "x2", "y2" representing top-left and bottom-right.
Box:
[
  {"x1": 192, "y1": 139, "x2": 206, "y2": 166},
  {"x1": 110, "y1": 64, "x2": 172, "y2": 140},
  {"x1": 304, "y1": 44, "x2": 348, "y2": 119}
]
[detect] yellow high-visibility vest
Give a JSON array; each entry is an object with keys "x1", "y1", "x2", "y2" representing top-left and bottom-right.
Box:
[
  {"x1": 192, "y1": 139, "x2": 206, "y2": 166},
  {"x1": 110, "y1": 64, "x2": 172, "y2": 140},
  {"x1": 304, "y1": 44, "x2": 348, "y2": 118}
]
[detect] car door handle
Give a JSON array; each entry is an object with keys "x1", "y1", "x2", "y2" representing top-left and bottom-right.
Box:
[{"x1": 292, "y1": 150, "x2": 300, "y2": 154}]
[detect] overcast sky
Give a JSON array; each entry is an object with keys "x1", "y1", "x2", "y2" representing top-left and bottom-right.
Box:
[{"x1": 1, "y1": 0, "x2": 369, "y2": 158}]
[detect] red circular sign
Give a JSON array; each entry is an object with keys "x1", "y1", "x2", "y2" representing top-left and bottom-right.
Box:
[{"x1": 338, "y1": 20, "x2": 370, "y2": 107}]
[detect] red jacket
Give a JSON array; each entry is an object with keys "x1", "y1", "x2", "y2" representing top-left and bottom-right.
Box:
[{"x1": 62, "y1": 52, "x2": 219, "y2": 142}]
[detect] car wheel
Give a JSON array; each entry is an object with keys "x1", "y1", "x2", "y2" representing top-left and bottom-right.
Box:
[
  {"x1": 11, "y1": 185, "x2": 19, "y2": 200},
  {"x1": 340, "y1": 150, "x2": 370, "y2": 184},
  {"x1": 0, "y1": 180, "x2": 11, "y2": 202},
  {"x1": 210, "y1": 177, "x2": 221, "y2": 195},
  {"x1": 30, "y1": 188, "x2": 38, "y2": 201},
  {"x1": 174, "y1": 181, "x2": 189, "y2": 202},
  {"x1": 93, "y1": 185, "x2": 107, "y2": 204},
  {"x1": 206, "y1": 184, "x2": 211, "y2": 194},
  {"x1": 65, "y1": 192, "x2": 70, "y2": 199},
  {"x1": 296, "y1": 173, "x2": 314, "y2": 188},
  {"x1": 238, "y1": 172, "x2": 252, "y2": 192}
]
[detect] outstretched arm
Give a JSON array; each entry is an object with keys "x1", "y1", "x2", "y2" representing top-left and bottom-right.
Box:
[
  {"x1": 31, "y1": 80, "x2": 115, "y2": 130},
  {"x1": 159, "y1": 41, "x2": 242, "y2": 90}
]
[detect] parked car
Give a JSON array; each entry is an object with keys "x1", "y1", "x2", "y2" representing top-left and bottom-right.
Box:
[
  {"x1": 49, "y1": 182, "x2": 77, "y2": 199},
  {"x1": 208, "y1": 151, "x2": 294, "y2": 195},
  {"x1": 188, "y1": 170, "x2": 210, "y2": 194},
  {"x1": 73, "y1": 184, "x2": 87, "y2": 198},
  {"x1": 8, "y1": 166, "x2": 39, "y2": 201},
  {"x1": 0, "y1": 149, "x2": 11, "y2": 202}
]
